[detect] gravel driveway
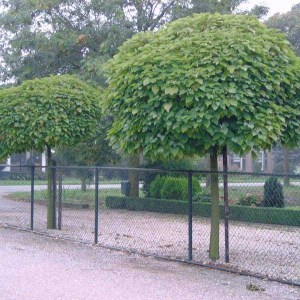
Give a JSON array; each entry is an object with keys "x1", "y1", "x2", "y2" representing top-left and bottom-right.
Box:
[{"x1": 1, "y1": 225, "x2": 299, "y2": 300}]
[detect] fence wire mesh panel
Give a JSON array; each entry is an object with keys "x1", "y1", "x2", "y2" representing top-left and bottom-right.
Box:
[
  {"x1": 99, "y1": 169, "x2": 189, "y2": 260},
  {"x1": 0, "y1": 167, "x2": 32, "y2": 229},
  {"x1": 222, "y1": 173, "x2": 300, "y2": 284},
  {"x1": 0, "y1": 165, "x2": 299, "y2": 285},
  {"x1": 43, "y1": 167, "x2": 96, "y2": 243}
]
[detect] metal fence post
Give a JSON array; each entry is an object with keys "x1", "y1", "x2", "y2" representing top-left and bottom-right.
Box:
[
  {"x1": 52, "y1": 161, "x2": 57, "y2": 229},
  {"x1": 223, "y1": 146, "x2": 230, "y2": 263},
  {"x1": 188, "y1": 171, "x2": 193, "y2": 261},
  {"x1": 30, "y1": 165, "x2": 35, "y2": 230},
  {"x1": 58, "y1": 171, "x2": 63, "y2": 230},
  {"x1": 94, "y1": 168, "x2": 99, "y2": 244}
]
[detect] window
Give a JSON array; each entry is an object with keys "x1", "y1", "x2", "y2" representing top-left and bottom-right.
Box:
[{"x1": 230, "y1": 153, "x2": 246, "y2": 171}]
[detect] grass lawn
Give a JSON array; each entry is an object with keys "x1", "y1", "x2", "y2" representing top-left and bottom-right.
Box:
[
  {"x1": 219, "y1": 185, "x2": 300, "y2": 206},
  {"x1": 6, "y1": 181, "x2": 300, "y2": 208},
  {"x1": 7, "y1": 188, "x2": 123, "y2": 208}
]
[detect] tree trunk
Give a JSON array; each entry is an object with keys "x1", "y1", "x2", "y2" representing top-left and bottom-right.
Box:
[
  {"x1": 205, "y1": 154, "x2": 211, "y2": 188},
  {"x1": 46, "y1": 145, "x2": 55, "y2": 229},
  {"x1": 81, "y1": 177, "x2": 87, "y2": 192},
  {"x1": 128, "y1": 154, "x2": 140, "y2": 198},
  {"x1": 284, "y1": 146, "x2": 290, "y2": 186},
  {"x1": 209, "y1": 146, "x2": 220, "y2": 261}
]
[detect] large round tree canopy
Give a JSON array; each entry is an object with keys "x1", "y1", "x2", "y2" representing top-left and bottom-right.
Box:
[
  {"x1": 105, "y1": 13, "x2": 300, "y2": 160},
  {"x1": 0, "y1": 75, "x2": 101, "y2": 160}
]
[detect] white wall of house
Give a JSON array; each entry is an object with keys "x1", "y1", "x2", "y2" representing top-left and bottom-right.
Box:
[
  {"x1": 2, "y1": 157, "x2": 11, "y2": 172},
  {"x1": 1, "y1": 151, "x2": 46, "y2": 172}
]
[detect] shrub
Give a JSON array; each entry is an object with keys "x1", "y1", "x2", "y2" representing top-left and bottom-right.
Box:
[
  {"x1": 149, "y1": 176, "x2": 201, "y2": 201},
  {"x1": 237, "y1": 193, "x2": 263, "y2": 207},
  {"x1": 148, "y1": 176, "x2": 168, "y2": 199},
  {"x1": 263, "y1": 177, "x2": 284, "y2": 208},
  {"x1": 141, "y1": 159, "x2": 199, "y2": 197},
  {"x1": 160, "y1": 177, "x2": 188, "y2": 200}
]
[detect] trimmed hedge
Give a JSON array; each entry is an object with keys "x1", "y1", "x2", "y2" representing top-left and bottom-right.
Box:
[{"x1": 105, "y1": 196, "x2": 300, "y2": 227}]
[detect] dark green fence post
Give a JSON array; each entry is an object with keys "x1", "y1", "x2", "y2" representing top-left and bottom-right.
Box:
[
  {"x1": 223, "y1": 146, "x2": 230, "y2": 263},
  {"x1": 30, "y1": 165, "x2": 35, "y2": 230},
  {"x1": 52, "y1": 161, "x2": 57, "y2": 229},
  {"x1": 58, "y1": 171, "x2": 63, "y2": 230},
  {"x1": 188, "y1": 171, "x2": 193, "y2": 261},
  {"x1": 94, "y1": 168, "x2": 99, "y2": 244}
]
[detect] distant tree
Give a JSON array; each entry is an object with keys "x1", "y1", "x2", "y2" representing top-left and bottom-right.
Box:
[
  {"x1": 172, "y1": 0, "x2": 269, "y2": 19},
  {"x1": 266, "y1": 3, "x2": 300, "y2": 56},
  {"x1": 0, "y1": 0, "x2": 269, "y2": 85},
  {"x1": 55, "y1": 115, "x2": 119, "y2": 191},
  {"x1": 0, "y1": 75, "x2": 101, "y2": 228},
  {"x1": 266, "y1": 4, "x2": 300, "y2": 182},
  {"x1": 104, "y1": 14, "x2": 300, "y2": 260}
]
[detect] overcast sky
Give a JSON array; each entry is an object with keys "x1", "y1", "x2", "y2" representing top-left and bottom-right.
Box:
[{"x1": 241, "y1": 0, "x2": 300, "y2": 17}]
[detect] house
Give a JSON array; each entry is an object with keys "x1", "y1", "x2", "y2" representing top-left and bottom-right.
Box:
[
  {"x1": 1, "y1": 151, "x2": 46, "y2": 173},
  {"x1": 225, "y1": 150, "x2": 274, "y2": 173}
]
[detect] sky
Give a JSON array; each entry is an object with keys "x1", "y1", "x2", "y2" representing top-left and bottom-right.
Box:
[{"x1": 241, "y1": 0, "x2": 300, "y2": 17}]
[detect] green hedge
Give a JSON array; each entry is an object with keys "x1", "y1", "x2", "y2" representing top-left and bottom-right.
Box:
[{"x1": 105, "y1": 196, "x2": 300, "y2": 227}]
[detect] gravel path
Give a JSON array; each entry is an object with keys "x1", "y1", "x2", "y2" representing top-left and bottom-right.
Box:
[
  {"x1": 1, "y1": 195, "x2": 300, "y2": 285},
  {"x1": 1, "y1": 225, "x2": 300, "y2": 300}
]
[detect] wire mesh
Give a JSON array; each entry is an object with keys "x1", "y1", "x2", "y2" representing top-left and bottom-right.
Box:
[
  {"x1": 0, "y1": 165, "x2": 299, "y2": 285},
  {"x1": 0, "y1": 168, "x2": 32, "y2": 229}
]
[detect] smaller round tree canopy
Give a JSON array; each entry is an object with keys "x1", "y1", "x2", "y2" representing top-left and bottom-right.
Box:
[
  {"x1": 0, "y1": 75, "x2": 101, "y2": 160},
  {"x1": 105, "y1": 13, "x2": 300, "y2": 160}
]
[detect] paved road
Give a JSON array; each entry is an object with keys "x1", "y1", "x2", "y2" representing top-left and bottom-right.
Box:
[
  {"x1": 0, "y1": 182, "x2": 279, "y2": 195},
  {"x1": 0, "y1": 225, "x2": 299, "y2": 300}
]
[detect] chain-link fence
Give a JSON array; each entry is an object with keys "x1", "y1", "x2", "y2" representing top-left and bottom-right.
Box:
[{"x1": 0, "y1": 165, "x2": 299, "y2": 285}]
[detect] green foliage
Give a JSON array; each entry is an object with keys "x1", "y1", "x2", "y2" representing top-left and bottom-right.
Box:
[
  {"x1": 266, "y1": 4, "x2": 300, "y2": 56},
  {"x1": 149, "y1": 176, "x2": 201, "y2": 201},
  {"x1": 0, "y1": 75, "x2": 101, "y2": 160},
  {"x1": 263, "y1": 177, "x2": 285, "y2": 208},
  {"x1": 0, "y1": 0, "x2": 268, "y2": 86},
  {"x1": 141, "y1": 158, "x2": 199, "y2": 197},
  {"x1": 193, "y1": 189, "x2": 211, "y2": 202},
  {"x1": 272, "y1": 145, "x2": 300, "y2": 174},
  {"x1": 237, "y1": 193, "x2": 262, "y2": 207},
  {"x1": 172, "y1": 1, "x2": 269, "y2": 19},
  {"x1": 55, "y1": 115, "x2": 119, "y2": 166},
  {"x1": 160, "y1": 177, "x2": 189, "y2": 200},
  {"x1": 105, "y1": 196, "x2": 300, "y2": 227},
  {"x1": 0, "y1": 0, "x2": 198, "y2": 84},
  {"x1": 105, "y1": 14, "x2": 300, "y2": 160},
  {"x1": 148, "y1": 176, "x2": 168, "y2": 199}
]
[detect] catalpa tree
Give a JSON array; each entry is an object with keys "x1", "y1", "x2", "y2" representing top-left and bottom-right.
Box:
[
  {"x1": 104, "y1": 14, "x2": 300, "y2": 260},
  {"x1": 0, "y1": 75, "x2": 101, "y2": 228}
]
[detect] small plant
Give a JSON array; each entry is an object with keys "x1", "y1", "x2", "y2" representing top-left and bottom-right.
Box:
[
  {"x1": 263, "y1": 177, "x2": 284, "y2": 208},
  {"x1": 237, "y1": 193, "x2": 262, "y2": 207},
  {"x1": 149, "y1": 176, "x2": 201, "y2": 201},
  {"x1": 193, "y1": 189, "x2": 211, "y2": 202}
]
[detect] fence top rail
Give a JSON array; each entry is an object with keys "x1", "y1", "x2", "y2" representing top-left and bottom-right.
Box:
[{"x1": 1, "y1": 164, "x2": 300, "y2": 178}]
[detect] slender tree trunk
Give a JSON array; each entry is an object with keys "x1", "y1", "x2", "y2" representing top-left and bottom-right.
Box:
[
  {"x1": 46, "y1": 145, "x2": 55, "y2": 229},
  {"x1": 81, "y1": 177, "x2": 87, "y2": 192},
  {"x1": 205, "y1": 154, "x2": 211, "y2": 188},
  {"x1": 209, "y1": 146, "x2": 220, "y2": 261},
  {"x1": 284, "y1": 146, "x2": 290, "y2": 186},
  {"x1": 128, "y1": 154, "x2": 140, "y2": 197}
]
